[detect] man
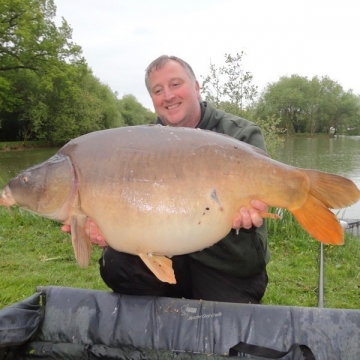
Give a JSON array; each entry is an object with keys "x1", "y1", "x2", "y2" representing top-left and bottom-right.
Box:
[{"x1": 63, "y1": 55, "x2": 270, "y2": 304}]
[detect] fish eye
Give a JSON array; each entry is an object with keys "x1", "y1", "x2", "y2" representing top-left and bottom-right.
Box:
[{"x1": 21, "y1": 176, "x2": 29, "y2": 184}]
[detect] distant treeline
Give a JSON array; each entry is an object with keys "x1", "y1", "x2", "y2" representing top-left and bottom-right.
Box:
[
  {"x1": 201, "y1": 53, "x2": 360, "y2": 138},
  {"x1": 1, "y1": 1, "x2": 359, "y2": 148}
]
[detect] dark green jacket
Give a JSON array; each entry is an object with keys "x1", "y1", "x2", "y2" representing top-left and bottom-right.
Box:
[{"x1": 157, "y1": 102, "x2": 270, "y2": 277}]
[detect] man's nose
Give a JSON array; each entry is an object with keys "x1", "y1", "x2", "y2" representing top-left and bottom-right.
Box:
[{"x1": 163, "y1": 87, "x2": 175, "y2": 101}]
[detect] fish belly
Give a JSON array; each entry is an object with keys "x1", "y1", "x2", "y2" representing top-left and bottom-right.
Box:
[
  {"x1": 80, "y1": 180, "x2": 238, "y2": 256},
  {"x1": 63, "y1": 125, "x2": 306, "y2": 255}
]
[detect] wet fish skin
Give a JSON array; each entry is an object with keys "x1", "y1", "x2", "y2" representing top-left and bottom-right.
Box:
[{"x1": 1, "y1": 125, "x2": 360, "y2": 283}]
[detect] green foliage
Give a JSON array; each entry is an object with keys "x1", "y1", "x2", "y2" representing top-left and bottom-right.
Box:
[
  {"x1": 201, "y1": 52, "x2": 258, "y2": 112},
  {"x1": 0, "y1": 0, "x2": 81, "y2": 73},
  {"x1": 0, "y1": 0, "x2": 156, "y2": 144},
  {"x1": 0, "y1": 140, "x2": 50, "y2": 150},
  {"x1": 117, "y1": 94, "x2": 157, "y2": 126},
  {"x1": 251, "y1": 114, "x2": 284, "y2": 158},
  {"x1": 256, "y1": 75, "x2": 360, "y2": 136},
  {"x1": 200, "y1": 53, "x2": 283, "y2": 156},
  {"x1": 27, "y1": 70, "x2": 125, "y2": 144}
]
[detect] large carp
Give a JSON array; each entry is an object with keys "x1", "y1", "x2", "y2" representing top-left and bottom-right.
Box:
[{"x1": 1, "y1": 125, "x2": 359, "y2": 283}]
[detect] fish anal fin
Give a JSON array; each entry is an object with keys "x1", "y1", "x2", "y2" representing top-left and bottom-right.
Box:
[
  {"x1": 139, "y1": 253, "x2": 176, "y2": 284},
  {"x1": 290, "y1": 193, "x2": 344, "y2": 245},
  {"x1": 70, "y1": 214, "x2": 92, "y2": 267}
]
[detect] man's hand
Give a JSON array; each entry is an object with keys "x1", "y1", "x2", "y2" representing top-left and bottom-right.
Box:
[
  {"x1": 232, "y1": 200, "x2": 268, "y2": 230},
  {"x1": 61, "y1": 219, "x2": 108, "y2": 247}
]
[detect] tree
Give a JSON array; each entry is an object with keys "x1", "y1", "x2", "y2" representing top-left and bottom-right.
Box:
[
  {"x1": 201, "y1": 53, "x2": 283, "y2": 157},
  {"x1": 0, "y1": 0, "x2": 82, "y2": 73},
  {"x1": 316, "y1": 77, "x2": 360, "y2": 135},
  {"x1": 117, "y1": 94, "x2": 156, "y2": 126},
  {"x1": 0, "y1": 0, "x2": 127, "y2": 143},
  {"x1": 0, "y1": 0, "x2": 169, "y2": 143},
  {"x1": 257, "y1": 75, "x2": 360, "y2": 136},
  {"x1": 201, "y1": 52, "x2": 258, "y2": 116},
  {"x1": 0, "y1": 0, "x2": 84, "y2": 141},
  {"x1": 256, "y1": 75, "x2": 308, "y2": 135},
  {"x1": 18, "y1": 69, "x2": 125, "y2": 144}
]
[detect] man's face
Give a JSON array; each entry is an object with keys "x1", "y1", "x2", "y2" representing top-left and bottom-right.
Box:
[{"x1": 148, "y1": 60, "x2": 201, "y2": 128}]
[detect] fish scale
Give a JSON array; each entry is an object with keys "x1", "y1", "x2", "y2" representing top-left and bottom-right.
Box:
[{"x1": 1, "y1": 125, "x2": 360, "y2": 284}]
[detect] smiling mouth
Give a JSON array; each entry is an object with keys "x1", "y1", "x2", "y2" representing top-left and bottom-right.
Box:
[{"x1": 166, "y1": 103, "x2": 180, "y2": 110}]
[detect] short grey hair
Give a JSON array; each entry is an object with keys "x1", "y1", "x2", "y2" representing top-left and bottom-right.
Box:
[{"x1": 145, "y1": 55, "x2": 197, "y2": 93}]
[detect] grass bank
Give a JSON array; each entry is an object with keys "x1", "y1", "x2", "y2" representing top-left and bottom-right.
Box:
[
  {"x1": 0, "y1": 140, "x2": 53, "y2": 151},
  {"x1": 0, "y1": 207, "x2": 359, "y2": 309},
  {"x1": 264, "y1": 211, "x2": 360, "y2": 308}
]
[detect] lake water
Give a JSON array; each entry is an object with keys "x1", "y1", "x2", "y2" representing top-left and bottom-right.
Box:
[
  {"x1": 0, "y1": 135, "x2": 359, "y2": 219},
  {"x1": 0, "y1": 147, "x2": 59, "y2": 184},
  {"x1": 275, "y1": 135, "x2": 360, "y2": 220}
]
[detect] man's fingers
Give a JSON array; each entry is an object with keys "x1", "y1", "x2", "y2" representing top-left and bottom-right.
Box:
[
  {"x1": 232, "y1": 216, "x2": 241, "y2": 229},
  {"x1": 250, "y1": 200, "x2": 268, "y2": 213},
  {"x1": 61, "y1": 224, "x2": 71, "y2": 233},
  {"x1": 248, "y1": 208, "x2": 264, "y2": 228},
  {"x1": 240, "y1": 208, "x2": 252, "y2": 229},
  {"x1": 232, "y1": 203, "x2": 266, "y2": 230},
  {"x1": 61, "y1": 219, "x2": 108, "y2": 247},
  {"x1": 88, "y1": 220, "x2": 108, "y2": 247}
]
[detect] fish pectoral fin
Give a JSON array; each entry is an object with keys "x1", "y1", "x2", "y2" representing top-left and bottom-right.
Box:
[
  {"x1": 70, "y1": 214, "x2": 92, "y2": 268},
  {"x1": 258, "y1": 211, "x2": 281, "y2": 220},
  {"x1": 138, "y1": 253, "x2": 176, "y2": 284}
]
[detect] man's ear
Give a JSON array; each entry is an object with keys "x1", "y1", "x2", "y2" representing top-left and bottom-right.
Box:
[{"x1": 195, "y1": 80, "x2": 201, "y2": 97}]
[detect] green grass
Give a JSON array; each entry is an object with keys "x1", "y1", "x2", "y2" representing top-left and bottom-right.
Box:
[
  {"x1": 0, "y1": 207, "x2": 108, "y2": 308},
  {"x1": 264, "y1": 210, "x2": 360, "y2": 309},
  {"x1": 0, "y1": 207, "x2": 359, "y2": 309},
  {"x1": 0, "y1": 140, "x2": 52, "y2": 151}
]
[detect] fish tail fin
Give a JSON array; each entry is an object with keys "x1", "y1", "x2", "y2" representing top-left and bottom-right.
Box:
[
  {"x1": 291, "y1": 194, "x2": 344, "y2": 244},
  {"x1": 304, "y1": 169, "x2": 360, "y2": 209},
  {"x1": 139, "y1": 253, "x2": 176, "y2": 284},
  {"x1": 290, "y1": 170, "x2": 360, "y2": 245}
]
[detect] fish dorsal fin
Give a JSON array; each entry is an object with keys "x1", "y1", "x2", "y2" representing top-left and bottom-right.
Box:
[
  {"x1": 139, "y1": 253, "x2": 176, "y2": 284},
  {"x1": 70, "y1": 214, "x2": 92, "y2": 267}
]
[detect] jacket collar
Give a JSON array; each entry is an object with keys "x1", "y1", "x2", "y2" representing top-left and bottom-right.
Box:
[{"x1": 156, "y1": 101, "x2": 223, "y2": 130}]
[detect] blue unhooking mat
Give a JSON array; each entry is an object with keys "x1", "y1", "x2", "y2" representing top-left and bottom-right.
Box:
[{"x1": 0, "y1": 286, "x2": 359, "y2": 359}]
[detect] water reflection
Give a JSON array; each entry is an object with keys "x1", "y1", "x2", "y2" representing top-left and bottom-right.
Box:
[
  {"x1": 0, "y1": 148, "x2": 59, "y2": 184},
  {"x1": 276, "y1": 135, "x2": 360, "y2": 219}
]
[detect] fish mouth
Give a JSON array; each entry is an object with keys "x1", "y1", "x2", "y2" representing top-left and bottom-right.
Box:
[{"x1": 0, "y1": 186, "x2": 16, "y2": 208}]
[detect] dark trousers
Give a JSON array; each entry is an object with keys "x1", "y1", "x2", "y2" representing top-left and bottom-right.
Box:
[{"x1": 99, "y1": 247, "x2": 268, "y2": 304}]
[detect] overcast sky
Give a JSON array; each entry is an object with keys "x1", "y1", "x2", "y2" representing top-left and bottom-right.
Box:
[{"x1": 55, "y1": 0, "x2": 360, "y2": 111}]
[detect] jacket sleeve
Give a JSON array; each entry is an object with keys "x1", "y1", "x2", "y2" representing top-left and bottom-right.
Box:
[
  {"x1": 222, "y1": 119, "x2": 267, "y2": 152},
  {"x1": 234, "y1": 124, "x2": 267, "y2": 152}
]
